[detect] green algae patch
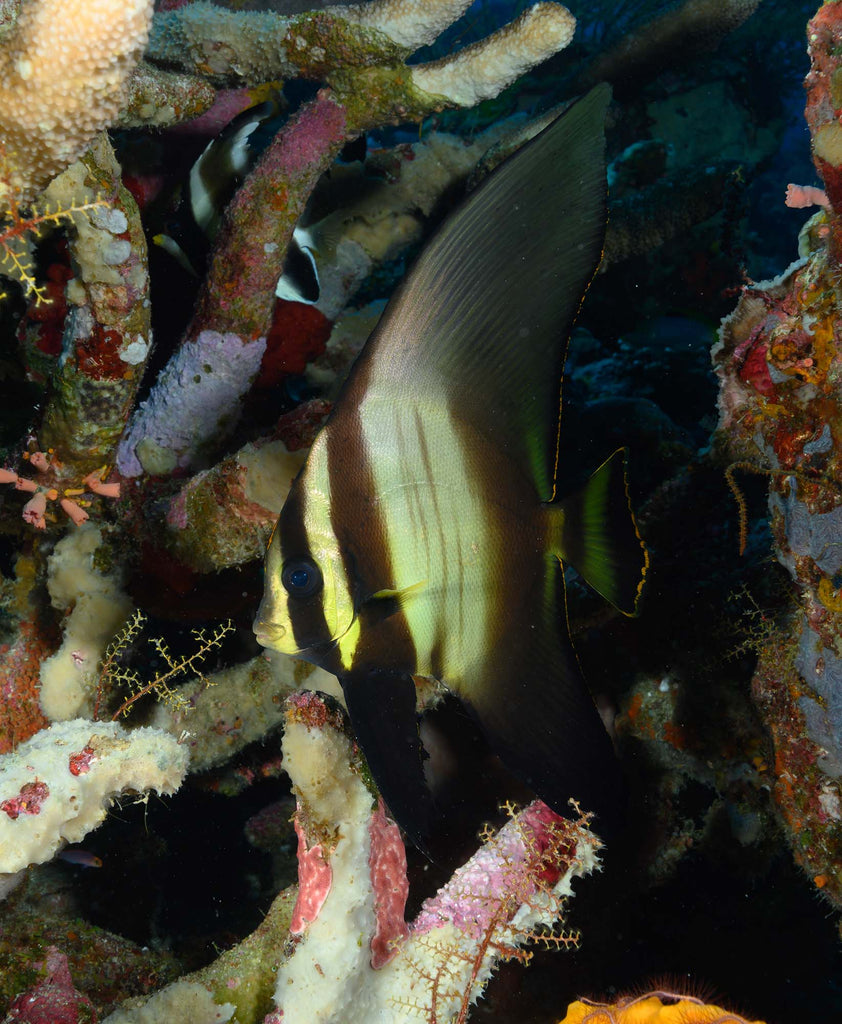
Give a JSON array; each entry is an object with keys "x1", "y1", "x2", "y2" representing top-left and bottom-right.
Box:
[
  {"x1": 192, "y1": 885, "x2": 297, "y2": 1023},
  {"x1": 0, "y1": 892, "x2": 180, "y2": 1016}
]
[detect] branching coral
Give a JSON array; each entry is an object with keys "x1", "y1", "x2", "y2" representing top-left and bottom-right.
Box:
[
  {"x1": 117, "y1": 0, "x2": 579, "y2": 479},
  {"x1": 146, "y1": 0, "x2": 575, "y2": 95}
]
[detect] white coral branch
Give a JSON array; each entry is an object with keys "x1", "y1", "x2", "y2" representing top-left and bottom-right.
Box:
[
  {"x1": 0, "y1": 719, "x2": 188, "y2": 890},
  {"x1": 335, "y1": 0, "x2": 473, "y2": 51},
  {"x1": 411, "y1": 3, "x2": 576, "y2": 108}
]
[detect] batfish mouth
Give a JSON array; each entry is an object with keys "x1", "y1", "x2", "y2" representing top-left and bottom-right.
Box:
[{"x1": 253, "y1": 620, "x2": 287, "y2": 649}]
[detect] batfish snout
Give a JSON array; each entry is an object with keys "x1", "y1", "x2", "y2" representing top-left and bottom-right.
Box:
[{"x1": 253, "y1": 619, "x2": 287, "y2": 649}]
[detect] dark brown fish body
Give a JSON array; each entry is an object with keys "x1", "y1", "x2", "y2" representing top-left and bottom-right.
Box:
[{"x1": 255, "y1": 85, "x2": 648, "y2": 848}]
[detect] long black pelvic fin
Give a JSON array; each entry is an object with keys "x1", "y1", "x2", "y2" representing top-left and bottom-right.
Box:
[{"x1": 339, "y1": 667, "x2": 434, "y2": 854}]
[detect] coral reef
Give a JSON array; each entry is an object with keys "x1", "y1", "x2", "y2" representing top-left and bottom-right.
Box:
[
  {"x1": 100, "y1": 692, "x2": 599, "y2": 1023},
  {"x1": 1, "y1": 0, "x2": 615, "y2": 1016},
  {"x1": 0, "y1": 0, "x2": 833, "y2": 1019},
  {"x1": 713, "y1": 0, "x2": 842, "y2": 914}
]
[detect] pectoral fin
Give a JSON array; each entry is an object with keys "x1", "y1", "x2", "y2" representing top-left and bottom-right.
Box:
[
  {"x1": 370, "y1": 580, "x2": 427, "y2": 602},
  {"x1": 340, "y1": 667, "x2": 434, "y2": 853}
]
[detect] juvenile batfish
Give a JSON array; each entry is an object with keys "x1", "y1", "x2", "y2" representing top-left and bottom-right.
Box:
[{"x1": 255, "y1": 85, "x2": 648, "y2": 848}]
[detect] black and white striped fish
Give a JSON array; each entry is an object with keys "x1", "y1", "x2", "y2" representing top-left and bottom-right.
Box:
[
  {"x1": 254, "y1": 85, "x2": 648, "y2": 849},
  {"x1": 152, "y1": 94, "x2": 284, "y2": 278},
  {"x1": 154, "y1": 90, "x2": 356, "y2": 302}
]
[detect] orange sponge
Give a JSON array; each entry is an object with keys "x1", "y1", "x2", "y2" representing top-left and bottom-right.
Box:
[{"x1": 559, "y1": 993, "x2": 766, "y2": 1023}]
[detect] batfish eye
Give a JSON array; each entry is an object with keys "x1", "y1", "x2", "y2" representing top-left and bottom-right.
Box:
[{"x1": 282, "y1": 558, "x2": 323, "y2": 598}]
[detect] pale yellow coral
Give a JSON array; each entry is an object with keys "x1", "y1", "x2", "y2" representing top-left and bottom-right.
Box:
[
  {"x1": 0, "y1": 0, "x2": 152, "y2": 197},
  {"x1": 336, "y1": 0, "x2": 473, "y2": 51},
  {"x1": 411, "y1": 2, "x2": 576, "y2": 107}
]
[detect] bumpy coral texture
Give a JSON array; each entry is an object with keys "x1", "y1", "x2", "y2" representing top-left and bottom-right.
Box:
[{"x1": 0, "y1": 0, "x2": 152, "y2": 196}]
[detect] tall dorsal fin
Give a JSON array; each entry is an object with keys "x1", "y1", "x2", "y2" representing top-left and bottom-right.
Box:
[{"x1": 334, "y1": 85, "x2": 611, "y2": 500}]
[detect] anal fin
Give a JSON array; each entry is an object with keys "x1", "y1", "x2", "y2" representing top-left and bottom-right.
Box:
[
  {"x1": 464, "y1": 657, "x2": 623, "y2": 837},
  {"x1": 449, "y1": 559, "x2": 625, "y2": 837}
]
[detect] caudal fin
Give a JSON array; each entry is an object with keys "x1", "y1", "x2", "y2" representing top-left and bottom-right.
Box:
[{"x1": 549, "y1": 448, "x2": 648, "y2": 615}]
